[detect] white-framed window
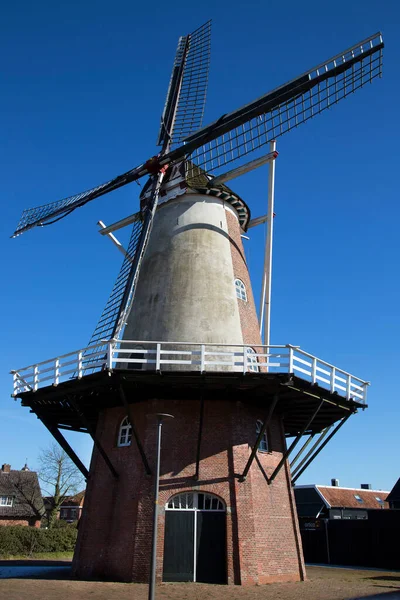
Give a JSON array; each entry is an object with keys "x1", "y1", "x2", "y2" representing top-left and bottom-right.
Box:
[
  {"x1": 354, "y1": 494, "x2": 364, "y2": 504},
  {"x1": 234, "y1": 278, "x2": 247, "y2": 301},
  {"x1": 0, "y1": 496, "x2": 13, "y2": 507},
  {"x1": 256, "y1": 420, "x2": 269, "y2": 452},
  {"x1": 246, "y1": 347, "x2": 259, "y2": 372},
  {"x1": 118, "y1": 416, "x2": 132, "y2": 447},
  {"x1": 166, "y1": 492, "x2": 225, "y2": 511}
]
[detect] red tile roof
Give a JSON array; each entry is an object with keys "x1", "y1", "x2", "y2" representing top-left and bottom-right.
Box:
[{"x1": 317, "y1": 486, "x2": 389, "y2": 510}]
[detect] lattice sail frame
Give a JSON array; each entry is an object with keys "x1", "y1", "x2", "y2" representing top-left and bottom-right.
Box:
[
  {"x1": 157, "y1": 20, "x2": 211, "y2": 147},
  {"x1": 87, "y1": 215, "x2": 144, "y2": 348},
  {"x1": 12, "y1": 31, "x2": 383, "y2": 238},
  {"x1": 185, "y1": 33, "x2": 383, "y2": 179}
]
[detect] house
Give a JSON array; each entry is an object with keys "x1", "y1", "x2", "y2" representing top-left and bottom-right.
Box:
[
  {"x1": 294, "y1": 481, "x2": 389, "y2": 520},
  {"x1": 59, "y1": 491, "x2": 85, "y2": 522},
  {"x1": 0, "y1": 463, "x2": 44, "y2": 527},
  {"x1": 43, "y1": 490, "x2": 85, "y2": 525},
  {"x1": 293, "y1": 481, "x2": 399, "y2": 570},
  {"x1": 386, "y1": 477, "x2": 400, "y2": 509}
]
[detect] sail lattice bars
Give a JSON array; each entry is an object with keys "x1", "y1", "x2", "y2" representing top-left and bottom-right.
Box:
[
  {"x1": 185, "y1": 33, "x2": 383, "y2": 176},
  {"x1": 86, "y1": 217, "x2": 144, "y2": 351},
  {"x1": 157, "y1": 20, "x2": 211, "y2": 147},
  {"x1": 12, "y1": 161, "x2": 150, "y2": 238}
]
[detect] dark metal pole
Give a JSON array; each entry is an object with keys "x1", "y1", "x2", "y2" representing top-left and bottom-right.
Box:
[
  {"x1": 148, "y1": 413, "x2": 174, "y2": 600},
  {"x1": 292, "y1": 414, "x2": 351, "y2": 484}
]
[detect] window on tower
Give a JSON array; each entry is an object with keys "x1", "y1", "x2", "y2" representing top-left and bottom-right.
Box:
[
  {"x1": 235, "y1": 278, "x2": 247, "y2": 301},
  {"x1": 246, "y1": 347, "x2": 259, "y2": 372},
  {"x1": 256, "y1": 419, "x2": 269, "y2": 452},
  {"x1": 117, "y1": 417, "x2": 132, "y2": 447}
]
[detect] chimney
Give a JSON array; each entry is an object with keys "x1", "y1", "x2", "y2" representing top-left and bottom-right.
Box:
[
  {"x1": 331, "y1": 478, "x2": 339, "y2": 487},
  {"x1": 1, "y1": 464, "x2": 11, "y2": 473},
  {"x1": 361, "y1": 483, "x2": 371, "y2": 490}
]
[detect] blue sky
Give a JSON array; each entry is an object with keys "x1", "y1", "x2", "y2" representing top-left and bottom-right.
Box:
[{"x1": 1, "y1": 0, "x2": 399, "y2": 492}]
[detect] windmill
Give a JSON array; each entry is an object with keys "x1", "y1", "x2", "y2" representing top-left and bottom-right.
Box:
[{"x1": 11, "y1": 22, "x2": 384, "y2": 586}]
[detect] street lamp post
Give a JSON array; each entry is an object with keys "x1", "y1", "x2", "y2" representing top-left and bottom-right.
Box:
[{"x1": 148, "y1": 413, "x2": 174, "y2": 600}]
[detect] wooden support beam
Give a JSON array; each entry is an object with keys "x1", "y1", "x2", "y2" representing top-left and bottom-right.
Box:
[
  {"x1": 291, "y1": 426, "x2": 332, "y2": 478},
  {"x1": 290, "y1": 433, "x2": 316, "y2": 470},
  {"x1": 240, "y1": 393, "x2": 279, "y2": 482},
  {"x1": 292, "y1": 415, "x2": 351, "y2": 484},
  {"x1": 119, "y1": 385, "x2": 152, "y2": 475},
  {"x1": 194, "y1": 396, "x2": 205, "y2": 480},
  {"x1": 268, "y1": 399, "x2": 325, "y2": 484},
  {"x1": 67, "y1": 396, "x2": 118, "y2": 480},
  {"x1": 39, "y1": 416, "x2": 90, "y2": 480}
]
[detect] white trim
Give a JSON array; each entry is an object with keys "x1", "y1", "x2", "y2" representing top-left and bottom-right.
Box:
[
  {"x1": 0, "y1": 496, "x2": 13, "y2": 507},
  {"x1": 193, "y1": 511, "x2": 197, "y2": 583},
  {"x1": 117, "y1": 416, "x2": 132, "y2": 447},
  {"x1": 314, "y1": 485, "x2": 331, "y2": 509},
  {"x1": 234, "y1": 278, "x2": 247, "y2": 302}
]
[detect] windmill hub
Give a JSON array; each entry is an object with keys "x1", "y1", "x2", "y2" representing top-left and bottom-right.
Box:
[
  {"x1": 10, "y1": 22, "x2": 383, "y2": 587},
  {"x1": 140, "y1": 160, "x2": 250, "y2": 232}
]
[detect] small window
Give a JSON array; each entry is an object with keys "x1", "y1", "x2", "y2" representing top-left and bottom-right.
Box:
[
  {"x1": 246, "y1": 347, "x2": 259, "y2": 373},
  {"x1": 235, "y1": 279, "x2": 247, "y2": 301},
  {"x1": 256, "y1": 420, "x2": 268, "y2": 452},
  {"x1": 118, "y1": 416, "x2": 132, "y2": 447},
  {"x1": 354, "y1": 494, "x2": 364, "y2": 503},
  {"x1": 0, "y1": 496, "x2": 13, "y2": 507},
  {"x1": 375, "y1": 497, "x2": 384, "y2": 505}
]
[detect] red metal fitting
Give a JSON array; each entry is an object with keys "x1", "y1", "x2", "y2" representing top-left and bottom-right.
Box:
[{"x1": 144, "y1": 156, "x2": 169, "y2": 175}]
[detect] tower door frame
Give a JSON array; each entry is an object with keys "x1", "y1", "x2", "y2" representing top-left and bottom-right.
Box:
[{"x1": 163, "y1": 491, "x2": 226, "y2": 583}]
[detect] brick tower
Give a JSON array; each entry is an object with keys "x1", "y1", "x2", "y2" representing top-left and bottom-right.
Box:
[{"x1": 71, "y1": 166, "x2": 306, "y2": 585}]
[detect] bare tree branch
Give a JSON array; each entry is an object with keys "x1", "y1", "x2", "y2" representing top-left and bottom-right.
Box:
[{"x1": 38, "y1": 442, "x2": 84, "y2": 528}]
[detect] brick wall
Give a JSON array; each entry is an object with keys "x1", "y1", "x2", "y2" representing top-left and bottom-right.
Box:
[
  {"x1": 72, "y1": 201, "x2": 305, "y2": 586},
  {"x1": 0, "y1": 518, "x2": 40, "y2": 527},
  {"x1": 225, "y1": 208, "x2": 263, "y2": 349},
  {"x1": 73, "y1": 398, "x2": 305, "y2": 585}
]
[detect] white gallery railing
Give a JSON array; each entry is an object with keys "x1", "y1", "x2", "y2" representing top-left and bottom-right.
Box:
[{"x1": 10, "y1": 340, "x2": 369, "y2": 403}]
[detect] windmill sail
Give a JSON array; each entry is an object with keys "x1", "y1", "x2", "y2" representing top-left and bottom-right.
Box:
[
  {"x1": 12, "y1": 162, "x2": 150, "y2": 237},
  {"x1": 87, "y1": 215, "x2": 144, "y2": 349},
  {"x1": 86, "y1": 172, "x2": 166, "y2": 360},
  {"x1": 157, "y1": 20, "x2": 211, "y2": 148},
  {"x1": 12, "y1": 30, "x2": 383, "y2": 239},
  {"x1": 182, "y1": 32, "x2": 383, "y2": 178}
]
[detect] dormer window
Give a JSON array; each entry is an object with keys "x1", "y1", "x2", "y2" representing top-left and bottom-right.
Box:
[
  {"x1": 0, "y1": 496, "x2": 13, "y2": 507},
  {"x1": 235, "y1": 279, "x2": 247, "y2": 301}
]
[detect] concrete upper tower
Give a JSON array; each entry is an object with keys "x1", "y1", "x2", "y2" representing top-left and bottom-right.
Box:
[{"x1": 122, "y1": 163, "x2": 262, "y2": 357}]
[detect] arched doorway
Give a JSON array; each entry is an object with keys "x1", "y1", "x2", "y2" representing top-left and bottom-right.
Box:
[{"x1": 163, "y1": 491, "x2": 226, "y2": 584}]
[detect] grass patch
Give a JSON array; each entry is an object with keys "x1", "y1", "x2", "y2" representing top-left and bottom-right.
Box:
[{"x1": 0, "y1": 551, "x2": 73, "y2": 560}]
